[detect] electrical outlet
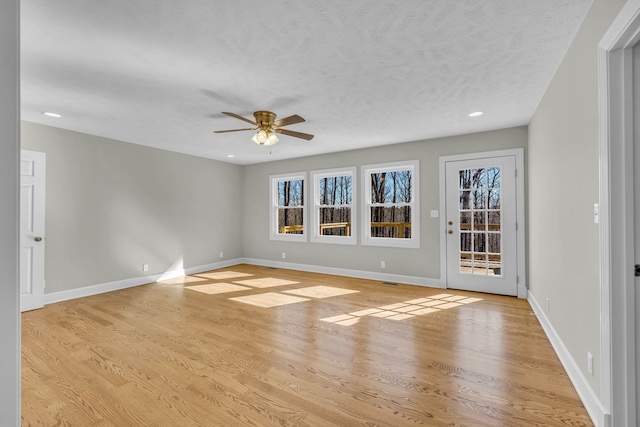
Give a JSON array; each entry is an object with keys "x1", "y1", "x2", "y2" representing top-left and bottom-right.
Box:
[
  {"x1": 143, "y1": 263, "x2": 149, "y2": 272},
  {"x1": 219, "y1": 252, "x2": 224, "y2": 259},
  {"x1": 380, "y1": 261, "x2": 385, "y2": 269},
  {"x1": 587, "y1": 352, "x2": 593, "y2": 375},
  {"x1": 546, "y1": 298, "x2": 550, "y2": 313},
  {"x1": 282, "y1": 252, "x2": 286, "y2": 259}
]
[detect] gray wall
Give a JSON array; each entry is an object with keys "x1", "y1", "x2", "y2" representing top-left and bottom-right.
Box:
[
  {"x1": 528, "y1": 0, "x2": 626, "y2": 398},
  {"x1": 0, "y1": 0, "x2": 20, "y2": 424},
  {"x1": 21, "y1": 122, "x2": 244, "y2": 294},
  {"x1": 243, "y1": 127, "x2": 527, "y2": 279}
]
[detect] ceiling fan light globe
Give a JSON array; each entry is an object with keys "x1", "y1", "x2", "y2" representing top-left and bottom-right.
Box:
[
  {"x1": 265, "y1": 132, "x2": 279, "y2": 146},
  {"x1": 251, "y1": 133, "x2": 262, "y2": 145},
  {"x1": 256, "y1": 130, "x2": 269, "y2": 143}
]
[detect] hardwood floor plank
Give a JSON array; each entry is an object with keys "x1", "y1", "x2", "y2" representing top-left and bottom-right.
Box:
[{"x1": 22, "y1": 265, "x2": 593, "y2": 426}]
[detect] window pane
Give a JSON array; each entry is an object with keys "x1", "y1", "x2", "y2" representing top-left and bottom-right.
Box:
[
  {"x1": 278, "y1": 180, "x2": 304, "y2": 207},
  {"x1": 459, "y1": 170, "x2": 472, "y2": 190},
  {"x1": 473, "y1": 211, "x2": 486, "y2": 230},
  {"x1": 370, "y1": 206, "x2": 411, "y2": 238},
  {"x1": 460, "y1": 190, "x2": 471, "y2": 210},
  {"x1": 371, "y1": 170, "x2": 412, "y2": 204},
  {"x1": 473, "y1": 253, "x2": 488, "y2": 275},
  {"x1": 320, "y1": 175, "x2": 352, "y2": 205},
  {"x1": 460, "y1": 232, "x2": 472, "y2": 252},
  {"x1": 460, "y1": 212, "x2": 471, "y2": 230},
  {"x1": 278, "y1": 207, "x2": 303, "y2": 234},
  {"x1": 473, "y1": 232, "x2": 486, "y2": 252},
  {"x1": 460, "y1": 252, "x2": 472, "y2": 274},
  {"x1": 488, "y1": 188, "x2": 500, "y2": 209},
  {"x1": 488, "y1": 211, "x2": 501, "y2": 231},
  {"x1": 488, "y1": 253, "x2": 502, "y2": 276},
  {"x1": 487, "y1": 167, "x2": 500, "y2": 188},
  {"x1": 319, "y1": 207, "x2": 351, "y2": 236},
  {"x1": 488, "y1": 233, "x2": 501, "y2": 253},
  {"x1": 472, "y1": 190, "x2": 486, "y2": 209},
  {"x1": 472, "y1": 169, "x2": 486, "y2": 189}
]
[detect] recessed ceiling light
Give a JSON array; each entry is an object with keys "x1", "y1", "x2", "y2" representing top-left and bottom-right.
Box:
[
  {"x1": 468, "y1": 111, "x2": 483, "y2": 117},
  {"x1": 43, "y1": 112, "x2": 62, "y2": 118},
  {"x1": 226, "y1": 154, "x2": 235, "y2": 158}
]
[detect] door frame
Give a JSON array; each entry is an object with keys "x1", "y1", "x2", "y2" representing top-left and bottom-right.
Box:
[
  {"x1": 598, "y1": 1, "x2": 640, "y2": 425},
  {"x1": 439, "y1": 148, "x2": 526, "y2": 298}
]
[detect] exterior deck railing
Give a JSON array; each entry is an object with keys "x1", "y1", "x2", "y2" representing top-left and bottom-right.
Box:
[{"x1": 279, "y1": 222, "x2": 411, "y2": 236}]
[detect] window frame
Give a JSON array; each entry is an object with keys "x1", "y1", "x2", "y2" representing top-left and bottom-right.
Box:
[
  {"x1": 310, "y1": 167, "x2": 357, "y2": 245},
  {"x1": 269, "y1": 171, "x2": 307, "y2": 242},
  {"x1": 361, "y1": 160, "x2": 420, "y2": 248}
]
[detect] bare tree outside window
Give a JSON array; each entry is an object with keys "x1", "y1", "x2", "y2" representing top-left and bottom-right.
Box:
[
  {"x1": 318, "y1": 175, "x2": 352, "y2": 236},
  {"x1": 278, "y1": 179, "x2": 304, "y2": 234},
  {"x1": 370, "y1": 169, "x2": 412, "y2": 238}
]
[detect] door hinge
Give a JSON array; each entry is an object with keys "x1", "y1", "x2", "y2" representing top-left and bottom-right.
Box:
[
  {"x1": 515, "y1": 168, "x2": 518, "y2": 178},
  {"x1": 517, "y1": 275, "x2": 519, "y2": 284},
  {"x1": 635, "y1": 264, "x2": 640, "y2": 277}
]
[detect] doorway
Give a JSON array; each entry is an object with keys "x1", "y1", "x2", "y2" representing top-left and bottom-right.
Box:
[{"x1": 440, "y1": 149, "x2": 526, "y2": 298}]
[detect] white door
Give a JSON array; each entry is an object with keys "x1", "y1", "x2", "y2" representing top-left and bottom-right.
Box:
[
  {"x1": 20, "y1": 150, "x2": 46, "y2": 312},
  {"x1": 444, "y1": 155, "x2": 518, "y2": 296}
]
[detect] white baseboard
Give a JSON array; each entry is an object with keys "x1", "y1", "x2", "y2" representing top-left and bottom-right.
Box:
[
  {"x1": 528, "y1": 293, "x2": 609, "y2": 427},
  {"x1": 240, "y1": 257, "x2": 443, "y2": 288},
  {"x1": 44, "y1": 257, "x2": 440, "y2": 305},
  {"x1": 43, "y1": 258, "x2": 243, "y2": 305}
]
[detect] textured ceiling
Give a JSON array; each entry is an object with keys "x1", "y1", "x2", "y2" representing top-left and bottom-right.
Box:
[{"x1": 21, "y1": 0, "x2": 593, "y2": 165}]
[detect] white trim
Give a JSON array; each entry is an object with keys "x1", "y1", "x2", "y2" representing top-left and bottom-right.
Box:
[
  {"x1": 310, "y1": 166, "x2": 357, "y2": 245},
  {"x1": 528, "y1": 293, "x2": 609, "y2": 427},
  {"x1": 43, "y1": 259, "x2": 243, "y2": 305},
  {"x1": 598, "y1": 1, "x2": 640, "y2": 424},
  {"x1": 361, "y1": 159, "x2": 420, "y2": 249},
  {"x1": 269, "y1": 171, "x2": 307, "y2": 242},
  {"x1": 438, "y1": 148, "x2": 527, "y2": 298},
  {"x1": 241, "y1": 257, "x2": 443, "y2": 288}
]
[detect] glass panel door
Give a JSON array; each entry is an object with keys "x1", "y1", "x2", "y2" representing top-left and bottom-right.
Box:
[
  {"x1": 444, "y1": 154, "x2": 518, "y2": 296},
  {"x1": 458, "y1": 167, "x2": 502, "y2": 276}
]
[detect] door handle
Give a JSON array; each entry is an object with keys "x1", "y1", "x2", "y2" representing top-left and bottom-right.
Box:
[{"x1": 34, "y1": 236, "x2": 42, "y2": 242}]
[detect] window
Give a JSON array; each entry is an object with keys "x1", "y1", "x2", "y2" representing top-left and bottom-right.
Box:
[
  {"x1": 270, "y1": 172, "x2": 307, "y2": 242},
  {"x1": 362, "y1": 160, "x2": 419, "y2": 248},
  {"x1": 310, "y1": 167, "x2": 357, "y2": 245}
]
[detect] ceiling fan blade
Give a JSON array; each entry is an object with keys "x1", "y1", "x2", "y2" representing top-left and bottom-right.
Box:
[
  {"x1": 222, "y1": 112, "x2": 257, "y2": 126},
  {"x1": 273, "y1": 114, "x2": 305, "y2": 127},
  {"x1": 276, "y1": 128, "x2": 314, "y2": 140},
  {"x1": 214, "y1": 127, "x2": 256, "y2": 133}
]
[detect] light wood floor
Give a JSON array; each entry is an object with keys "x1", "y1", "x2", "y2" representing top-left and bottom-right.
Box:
[{"x1": 22, "y1": 264, "x2": 593, "y2": 426}]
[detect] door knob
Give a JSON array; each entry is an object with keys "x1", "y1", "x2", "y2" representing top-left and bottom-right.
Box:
[
  {"x1": 448, "y1": 230, "x2": 453, "y2": 235},
  {"x1": 34, "y1": 236, "x2": 42, "y2": 242},
  {"x1": 448, "y1": 221, "x2": 453, "y2": 225}
]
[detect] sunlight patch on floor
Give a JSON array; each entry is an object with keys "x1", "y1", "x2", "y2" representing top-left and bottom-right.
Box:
[
  {"x1": 282, "y1": 286, "x2": 359, "y2": 299},
  {"x1": 196, "y1": 271, "x2": 254, "y2": 280},
  {"x1": 234, "y1": 278, "x2": 300, "y2": 288},
  {"x1": 320, "y1": 293, "x2": 484, "y2": 326},
  {"x1": 185, "y1": 283, "x2": 251, "y2": 295},
  {"x1": 229, "y1": 292, "x2": 309, "y2": 308}
]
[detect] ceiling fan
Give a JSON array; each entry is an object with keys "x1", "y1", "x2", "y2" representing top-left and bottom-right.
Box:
[{"x1": 214, "y1": 111, "x2": 314, "y2": 146}]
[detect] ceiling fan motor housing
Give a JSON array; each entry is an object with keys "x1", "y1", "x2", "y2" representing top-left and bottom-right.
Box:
[{"x1": 254, "y1": 111, "x2": 276, "y2": 128}]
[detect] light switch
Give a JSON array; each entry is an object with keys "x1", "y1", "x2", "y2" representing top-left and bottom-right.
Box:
[{"x1": 430, "y1": 210, "x2": 439, "y2": 218}]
